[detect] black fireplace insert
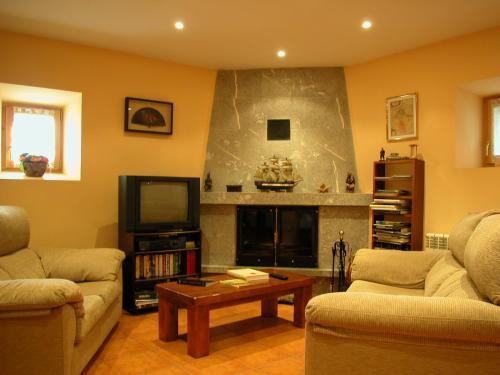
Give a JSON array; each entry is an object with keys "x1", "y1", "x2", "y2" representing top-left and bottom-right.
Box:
[{"x1": 236, "y1": 205, "x2": 318, "y2": 268}]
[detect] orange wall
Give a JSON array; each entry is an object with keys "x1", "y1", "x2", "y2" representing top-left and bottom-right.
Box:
[
  {"x1": 0, "y1": 31, "x2": 216, "y2": 248},
  {"x1": 346, "y1": 26, "x2": 500, "y2": 234}
]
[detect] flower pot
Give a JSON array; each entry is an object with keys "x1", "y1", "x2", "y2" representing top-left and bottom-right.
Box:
[{"x1": 22, "y1": 161, "x2": 48, "y2": 177}]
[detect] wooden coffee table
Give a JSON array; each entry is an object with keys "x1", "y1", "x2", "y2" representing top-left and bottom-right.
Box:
[{"x1": 155, "y1": 269, "x2": 314, "y2": 358}]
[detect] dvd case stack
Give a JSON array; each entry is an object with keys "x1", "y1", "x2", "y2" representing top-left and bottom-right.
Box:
[
  {"x1": 370, "y1": 198, "x2": 410, "y2": 214},
  {"x1": 134, "y1": 289, "x2": 158, "y2": 309},
  {"x1": 373, "y1": 220, "x2": 411, "y2": 250}
]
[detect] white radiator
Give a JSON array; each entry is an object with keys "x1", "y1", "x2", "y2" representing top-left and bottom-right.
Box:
[{"x1": 425, "y1": 233, "x2": 449, "y2": 250}]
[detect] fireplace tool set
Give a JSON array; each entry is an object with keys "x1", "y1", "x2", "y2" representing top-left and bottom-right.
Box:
[{"x1": 331, "y1": 230, "x2": 351, "y2": 292}]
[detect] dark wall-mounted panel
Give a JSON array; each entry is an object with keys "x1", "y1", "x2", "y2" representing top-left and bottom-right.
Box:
[{"x1": 267, "y1": 119, "x2": 290, "y2": 140}]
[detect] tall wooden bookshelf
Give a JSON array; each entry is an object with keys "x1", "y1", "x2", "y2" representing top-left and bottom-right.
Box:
[{"x1": 371, "y1": 159, "x2": 424, "y2": 250}]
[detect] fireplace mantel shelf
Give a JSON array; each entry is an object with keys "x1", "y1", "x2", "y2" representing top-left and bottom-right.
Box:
[{"x1": 201, "y1": 192, "x2": 372, "y2": 206}]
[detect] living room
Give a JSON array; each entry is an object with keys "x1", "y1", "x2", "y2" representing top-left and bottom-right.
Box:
[{"x1": 0, "y1": 1, "x2": 499, "y2": 375}]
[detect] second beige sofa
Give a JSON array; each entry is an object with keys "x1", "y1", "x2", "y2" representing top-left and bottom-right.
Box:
[{"x1": 305, "y1": 210, "x2": 500, "y2": 375}]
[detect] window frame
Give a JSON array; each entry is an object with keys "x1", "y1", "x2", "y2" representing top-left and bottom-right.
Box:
[{"x1": 1, "y1": 102, "x2": 64, "y2": 173}]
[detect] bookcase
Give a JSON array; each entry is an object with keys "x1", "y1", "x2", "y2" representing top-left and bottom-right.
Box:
[
  {"x1": 120, "y1": 230, "x2": 201, "y2": 313},
  {"x1": 371, "y1": 159, "x2": 424, "y2": 250}
]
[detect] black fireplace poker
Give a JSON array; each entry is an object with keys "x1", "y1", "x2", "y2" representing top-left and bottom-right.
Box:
[{"x1": 331, "y1": 230, "x2": 350, "y2": 292}]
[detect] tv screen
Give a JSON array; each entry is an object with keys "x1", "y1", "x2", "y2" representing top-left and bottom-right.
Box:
[{"x1": 139, "y1": 181, "x2": 189, "y2": 224}]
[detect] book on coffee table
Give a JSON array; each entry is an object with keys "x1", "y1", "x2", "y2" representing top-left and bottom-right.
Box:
[
  {"x1": 226, "y1": 268, "x2": 269, "y2": 281},
  {"x1": 177, "y1": 278, "x2": 218, "y2": 287}
]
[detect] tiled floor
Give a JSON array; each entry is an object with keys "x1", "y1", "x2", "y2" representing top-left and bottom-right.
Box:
[{"x1": 82, "y1": 302, "x2": 305, "y2": 375}]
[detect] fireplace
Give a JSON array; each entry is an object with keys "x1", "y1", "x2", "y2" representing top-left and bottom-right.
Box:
[{"x1": 236, "y1": 205, "x2": 318, "y2": 268}]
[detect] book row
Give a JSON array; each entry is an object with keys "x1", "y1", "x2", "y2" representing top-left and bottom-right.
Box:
[{"x1": 135, "y1": 253, "x2": 185, "y2": 279}]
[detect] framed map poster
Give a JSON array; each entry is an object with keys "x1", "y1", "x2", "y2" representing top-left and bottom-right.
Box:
[{"x1": 386, "y1": 93, "x2": 417, "y2": 141}]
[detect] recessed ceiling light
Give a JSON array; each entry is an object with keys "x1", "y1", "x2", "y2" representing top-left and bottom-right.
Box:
[
  {"x1": 174, "y1": 21, "x2": 184, "y2": 30},
  {"x1": 361, "y1": 20, "x2": 372, "y2": 29},
  {"x1": 277, "y1": 50, "x2": 286, "y2": 58}
]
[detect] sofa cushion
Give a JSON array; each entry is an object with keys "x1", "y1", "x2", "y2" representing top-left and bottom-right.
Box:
[
  {"x1": 34, "y1": 247, "x2": 125, "y2": 282},
  {"x1": 424, "y1": 253, "x2": 463, "y2": 296},
  {"x1": 432, "y1": 270, "x2": 485, "y2": 301},
  {"x1": 75, "y1": 295, "x2": 107, "y2": 343},
  {"x1": 464, "y1": 214, "x2": 500, "y2": 305},
  {"x1": 0, "y1": 248, "x2": 46, "y2": 279},
  {"x1": 77, "y1": 281, "x2": 120, "y2": 305},
  {"x1": 0, "y1": 206, "x2": 30, "y2": 256},
  {"x1": 448, "y1": 210, "x2": 499, "y2": 266},
  {"x1": 0, "y1": 268, "x2": 10, "y2": 280},
  {"x1": 347, "y1": 280, "x2": 424, "y2": 297}
]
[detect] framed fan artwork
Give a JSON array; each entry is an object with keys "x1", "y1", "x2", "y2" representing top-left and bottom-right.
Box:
[
  {"x1": 124, "y1": 97, "x2": 173, "y2": 135},
  {"x1": 386, "y1": 93, "x2": 417, "y2": 141}
]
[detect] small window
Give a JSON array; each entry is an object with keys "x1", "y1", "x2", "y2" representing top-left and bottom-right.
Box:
[{"x1": 1, "y1": 102, "x2": 63, "y2": 172}]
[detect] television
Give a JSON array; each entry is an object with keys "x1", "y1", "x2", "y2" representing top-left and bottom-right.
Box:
[{"x1": 119, "y1": 176, "x2": 200, "y2": 232}]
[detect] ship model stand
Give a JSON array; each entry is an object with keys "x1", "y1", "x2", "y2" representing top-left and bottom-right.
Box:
[{"x1": 254, "y1": 155, "x2": 303, "y2": 192}]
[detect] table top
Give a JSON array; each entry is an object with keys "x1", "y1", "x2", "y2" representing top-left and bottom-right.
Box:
[{"x1": 155, "y1": 269, "x2": 315, "y2": 307}]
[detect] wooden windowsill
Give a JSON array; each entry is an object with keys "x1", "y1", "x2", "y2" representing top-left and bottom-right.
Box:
[{"x1": 0, "y1": 171, "x2": 80, "y2": 181}]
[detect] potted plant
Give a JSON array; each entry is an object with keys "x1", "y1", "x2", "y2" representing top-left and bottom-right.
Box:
[{"x1": 19, "y1": 153, "x2": 49, "y2": 177}]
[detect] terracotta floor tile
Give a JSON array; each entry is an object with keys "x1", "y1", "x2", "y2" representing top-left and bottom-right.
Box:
[
  {"x1": 85, "y1": 302, "x2": 306, "y2": 375},
  {"x1": 254, "y1": 357, "x2": 305, "y2": 375}
]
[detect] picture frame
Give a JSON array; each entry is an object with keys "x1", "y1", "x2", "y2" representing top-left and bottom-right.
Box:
[
  {"x1": 124, "y1": 97, "x2": 173, "y2": 135},
  {"x1": 386, "y1": 93, "x2": 417, "y2": 141}
]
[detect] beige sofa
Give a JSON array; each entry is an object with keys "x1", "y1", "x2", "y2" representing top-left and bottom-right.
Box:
[
  {"x1": 305, "y1": 210, "x2": 500, "y2": 375},
  {"x1": 0, "y1": 206, "x2": 125, "y2": 375}
]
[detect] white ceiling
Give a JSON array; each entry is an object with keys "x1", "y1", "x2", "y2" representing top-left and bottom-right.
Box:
[{"x1": 1, "y1": 0, "x2": 500, "y2": 69}]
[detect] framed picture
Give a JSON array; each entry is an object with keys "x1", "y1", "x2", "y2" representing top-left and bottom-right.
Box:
[
  {"x1": 124, "y1": 97, "x2": 173, "y2": 135},
  {"x1": 386, "y1": 93, "x2": 417, "y2": 141}
]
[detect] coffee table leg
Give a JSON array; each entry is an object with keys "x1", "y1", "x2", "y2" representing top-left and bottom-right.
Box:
[
  {"x1": 261, "y1": 296, "x2": 278, "y2": 318},
  {"x1": 293, "y1": 285, "x2": 312, "y2": 328},
  {"x1": 158, "y1": 298, "x2": 178, "y2": 341},
  {"x1": 187, "y1": 305, "x2": 210, "y2": 358}
]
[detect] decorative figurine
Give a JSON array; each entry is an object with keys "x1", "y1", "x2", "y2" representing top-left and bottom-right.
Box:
[
  {"x1": 345, "y1": 172, "x2": 355, "y2": 193},
  {"x1": 380, "y1": 147, "x2": 385, "y2": 161},
  {"x1": 204, "y1": 172, "x2": 213, "y2": 192},
  {"x1": 318, "y1": 183, "x2": 329, "y2": 193},
  {"x1": 331, "y1": 230, "x2": 351, "y2": 292}
]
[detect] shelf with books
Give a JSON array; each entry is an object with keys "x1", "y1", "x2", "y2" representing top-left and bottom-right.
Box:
[
  {"x1": 371, "y1": 159, "x2": 424, "y2": 251},
  {"x1": 119, "y1": 229, "x2": 202, "y2": 314}
]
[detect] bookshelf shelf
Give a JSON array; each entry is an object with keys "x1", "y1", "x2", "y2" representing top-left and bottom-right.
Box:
[
  {"x1": 371, "y1": 159, "x2": 424, "y2": 251},
  {"x1": 119, "y1": 230, "x2": 202, "y2": 314}
]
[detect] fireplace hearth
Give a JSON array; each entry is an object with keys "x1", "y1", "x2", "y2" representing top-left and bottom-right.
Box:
[{"x1": 236, "y1": 205, "x2": 318, "y2": 268}]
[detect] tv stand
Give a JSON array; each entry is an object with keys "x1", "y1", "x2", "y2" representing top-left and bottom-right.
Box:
[{"x1": 120, "y1": 229, "x2": 201, "y2": 314}]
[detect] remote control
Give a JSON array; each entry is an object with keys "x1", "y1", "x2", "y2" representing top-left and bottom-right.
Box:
[{"x1": 270, "y1": 273, "x2": 288, "y2": 280}]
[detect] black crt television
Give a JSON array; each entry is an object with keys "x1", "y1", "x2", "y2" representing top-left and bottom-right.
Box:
[{"x1": 119, "y1": 176, "x2": 200, "y2": 232}]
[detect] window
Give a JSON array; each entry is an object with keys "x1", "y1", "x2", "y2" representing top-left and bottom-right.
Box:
[
  {"x1": 1, "y1": 102, "x2": 63, "y2": 172},
  {"x1": 483, "y1": 95, "x2": 500, "y2": 166}
]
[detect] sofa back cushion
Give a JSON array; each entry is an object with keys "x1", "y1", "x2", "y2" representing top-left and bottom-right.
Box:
[
  {"x1": 448, "y1": 210, "x2": 499, "y2": 266},
  {"x1": 424, "y1": 252, "x2": 463, "y2": 296},
  {"x1": 0, "y1": 206, "x2": 30, "y2": 256},
  {"x1": 464, "y1": 214, "x2": 500, "y2": 305},
  {"x1": 432, "y1": 269, "x2": 485, "y2": 301},
  {"x1": 0, "y1": 248, "x2": 46, "y2": 279}
]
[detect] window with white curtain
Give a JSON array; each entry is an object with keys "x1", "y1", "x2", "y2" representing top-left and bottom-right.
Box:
[{"x1": 2, "y1": 103, "x2": 63, "y2": 172}]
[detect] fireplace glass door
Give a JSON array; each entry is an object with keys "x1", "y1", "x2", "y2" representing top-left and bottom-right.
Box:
[{"x1": 236, "y1": 206, "x2": 318, "y2": 268}]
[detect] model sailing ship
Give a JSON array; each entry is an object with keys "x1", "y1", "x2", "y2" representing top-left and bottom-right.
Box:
[{"x1": 254, "y1": 155, "x2": 302, "y2": 191}]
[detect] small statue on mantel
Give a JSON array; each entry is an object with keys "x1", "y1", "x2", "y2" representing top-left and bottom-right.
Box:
[
  {"x1": 345, "y1": 172, "x2": 355, "y2": 193},
  {"x1": 380, "y1": 147, "x2": 386, "y2": 161},
  {"x1": 318, "y1": 183, "x2": 329, "y2": 193},
  {"x1": 204, "y1": 172, "x2": 213, "y2": 192}
]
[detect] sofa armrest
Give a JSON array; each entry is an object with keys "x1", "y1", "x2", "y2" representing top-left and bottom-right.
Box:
[
  {"x1": 351, "y1": 249, "x2": 446, "y2": 288},
  {"x1": 0, "y1": 279, "x2": 84, "y2": 317},
  {"x1": 306, "y1": 292, "x2": 500, "y2": 344},
  {"x1": 32, "y1": 247, "x2": 125, "y2": 282}
]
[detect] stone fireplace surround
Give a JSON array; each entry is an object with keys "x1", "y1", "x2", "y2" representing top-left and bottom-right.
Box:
[{"x1": 200, "y1": 192, "x2": 371, "y2": 277}]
